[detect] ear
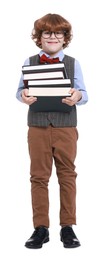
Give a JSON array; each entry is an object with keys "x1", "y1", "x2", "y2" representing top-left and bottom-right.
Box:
[{"x1": 38, "y1": 40, "x2": 42, "y2": 46}]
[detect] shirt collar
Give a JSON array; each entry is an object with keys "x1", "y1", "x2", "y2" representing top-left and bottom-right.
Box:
[{"x1": 39, "y1": 50, "x2": 64, "y2": 62}]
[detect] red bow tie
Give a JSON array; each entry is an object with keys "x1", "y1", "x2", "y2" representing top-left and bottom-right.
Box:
[{"x1": 40, "y1": 54, "x2": 59, "y2": 64}]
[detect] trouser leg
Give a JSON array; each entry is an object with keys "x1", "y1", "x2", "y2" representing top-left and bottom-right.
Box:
[
  {"x1": 28, "y1": 126, "x2": 53, "y2": 228},
  {"x1": 53, "y1": 127, "x2": 78, "y2": 226}
]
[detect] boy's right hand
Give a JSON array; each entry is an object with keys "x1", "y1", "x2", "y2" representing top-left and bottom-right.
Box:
[{"x1": 21, "y1": 88, "x2": 37, "y2": 105}]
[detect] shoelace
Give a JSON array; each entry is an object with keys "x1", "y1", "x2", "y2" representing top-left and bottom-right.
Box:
[
  {"x1": 31, "y1": 227, "x2": 47, "y2": 241},
  {"x1": 62, "y1": 226, "x2": 77, "y2": 239}
]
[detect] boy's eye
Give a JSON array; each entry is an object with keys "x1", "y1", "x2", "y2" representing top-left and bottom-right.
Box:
[
  {"x1": 44, "y1": 31, "x2": 50, "y2": 35},
  {"x1": 56, "y1": 31, "x2": 62, "y2": 34}
]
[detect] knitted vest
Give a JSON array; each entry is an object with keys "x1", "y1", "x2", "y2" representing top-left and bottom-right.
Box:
[{"x1": 27, "y1": 54, "x2": 77, "y2": 127}]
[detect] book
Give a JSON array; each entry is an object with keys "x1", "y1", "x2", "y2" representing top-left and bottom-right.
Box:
[
  {"x1": 22, "y1": 62, "x2": 66, "y2": 72},
  {"x1": 22, "y1": 63, "x2": 72, "y2": 112},
  {"x1": 29, "y1": 96, "x2": 72, "y2": 113},
  {"x1": 22, "y1": 63, "x2": 68, "y2": 79},
  {"x1": 28, "y1": 78, "x2": 71, "y2": 86},
  {"x1": 28, "y1": 78, "x2": 71, "y2": 96},
  {"x1": 23, "y1": 70, "x2": 64, "y2": 80},
  {"x1": 28, "y1": 87, "x2": 71, "y2": 97},
  {"x1": 28, "y1": 78, "x2": 72, "y2": 112}
]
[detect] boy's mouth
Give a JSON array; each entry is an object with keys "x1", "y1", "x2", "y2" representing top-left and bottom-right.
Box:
[{"x1": 47, "y1": 42, "x2": 58, "y2": 45}]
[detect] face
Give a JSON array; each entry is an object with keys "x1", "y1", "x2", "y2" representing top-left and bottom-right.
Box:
[{"x1": 40, "y1": 31, "x2": 65, "y2": 57}]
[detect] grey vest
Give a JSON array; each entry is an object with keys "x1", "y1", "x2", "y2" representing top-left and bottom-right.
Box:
[{"x1": 27, "y1": 54, "x2": 77, "y2": 127}]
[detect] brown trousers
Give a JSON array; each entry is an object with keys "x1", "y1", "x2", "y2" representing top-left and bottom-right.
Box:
[{"x1": 28, "y1": 125, "x2": 78, "y2": 228}]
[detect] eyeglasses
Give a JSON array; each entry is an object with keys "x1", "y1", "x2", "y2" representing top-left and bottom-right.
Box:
[{"x1": 41, "y1": 31, "x2": 66, "y2": 39}]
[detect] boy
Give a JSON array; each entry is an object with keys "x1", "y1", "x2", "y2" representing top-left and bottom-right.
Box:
[{"x1": 16, "y1": 13, "x2": 88, "y2": 249}]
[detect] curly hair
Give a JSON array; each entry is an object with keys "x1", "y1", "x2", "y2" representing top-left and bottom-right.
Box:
[{"x1": 31, "y1": 13, "x2": 73, "y2": 49}]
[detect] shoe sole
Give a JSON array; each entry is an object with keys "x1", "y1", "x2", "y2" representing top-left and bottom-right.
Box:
[
  {"x1": 61, "y1": 238, "x2": 81, "y2": 248},
  {"x1": 63, "y1": 243, "x2": 81, "y2": 248},
  {"x1": 25, "y1": 237, "x2": 49, "y2": 249}
]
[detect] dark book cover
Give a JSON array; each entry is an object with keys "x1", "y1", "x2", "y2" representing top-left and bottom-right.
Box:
[{"x1": 29, "y1": 96, "x2": 72, "y2": 113}]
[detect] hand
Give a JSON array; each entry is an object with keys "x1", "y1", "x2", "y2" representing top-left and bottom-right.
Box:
[
  {"x1": 62, "y1": 88, "x2": 82, "y2": 106},
  {"x1": 21, "y1": 88, "x2": 37, "y2": 105}
]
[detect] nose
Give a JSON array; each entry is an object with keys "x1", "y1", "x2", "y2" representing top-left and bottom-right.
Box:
[{"x1": 50, "y1": 32, "x2": 56, "y2": 38}]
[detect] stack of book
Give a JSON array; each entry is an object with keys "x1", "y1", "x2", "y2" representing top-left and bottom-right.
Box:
[{"x1": 22, "y1": 63, "x2": 72, "y2": 112}]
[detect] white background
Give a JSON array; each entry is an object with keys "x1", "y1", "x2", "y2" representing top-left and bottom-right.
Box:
[{"x1": 0, "y1": 0, "x2": 107, "y2": 259}]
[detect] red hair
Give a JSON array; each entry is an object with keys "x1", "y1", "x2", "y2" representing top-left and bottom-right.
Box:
[{"x1": 31, "y1": 13, "x2": 73, "y2": 49}]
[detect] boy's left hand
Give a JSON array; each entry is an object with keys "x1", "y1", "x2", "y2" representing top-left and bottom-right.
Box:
[{"x1": 62, "y1": 88, "x2": 82, "y2": 106}]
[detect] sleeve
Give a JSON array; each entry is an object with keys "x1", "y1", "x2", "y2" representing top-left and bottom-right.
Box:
[
  {"x1": 74, "y1": 59, "x2": 88, "y2": 105},
  {"x1": 16, "y1": 58, "x2": 30, "y2": 102}
]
